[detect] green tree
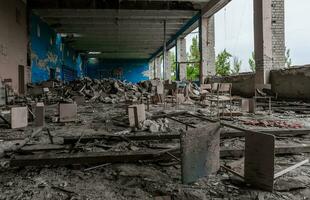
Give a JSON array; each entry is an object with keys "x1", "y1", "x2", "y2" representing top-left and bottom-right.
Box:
[
  {"x1": 249, "y1": 52, "x2": 256, "y2": 72},
  {"x1": 285, "y1": 48, "x2": 292, "y2": 68},
  {"x1": 215, "y1": 49, "x2": 232, "y2": 76},
  {"x1": 186, "y1": 36, "x2": 200, "y2": 81},
  {"x1": 232, "y1": 56, "x2": 242, "y2": 75}
]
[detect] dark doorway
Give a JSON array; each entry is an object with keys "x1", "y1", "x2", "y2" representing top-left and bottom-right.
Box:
[
  {"x1": 50, "y1": 68, "x2": 56, "y2": 80},
  {"x1": 18, "y1": 65, "x2": 25, "y2": 95}
]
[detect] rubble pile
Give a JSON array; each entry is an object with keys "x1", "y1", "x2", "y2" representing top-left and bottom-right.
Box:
[
  {"x1": 27, "y1": 78, "x2": 146, "y2": 104},
  {"x1": 141, "y1": 119, "x2": 170, "y2": 133}
]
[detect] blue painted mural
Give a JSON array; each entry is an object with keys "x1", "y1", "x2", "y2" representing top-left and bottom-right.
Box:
[
  {"x1": 85, "y1": 59, "x2": 150, "y2": 83},
  {"x1": 30, "y1": 13, "x2": 82, "y2": 83}
]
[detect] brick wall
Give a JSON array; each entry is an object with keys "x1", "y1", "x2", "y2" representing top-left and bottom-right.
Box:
[{"x1": 272, "y1": 0, "x2": 286, "y2": 70}]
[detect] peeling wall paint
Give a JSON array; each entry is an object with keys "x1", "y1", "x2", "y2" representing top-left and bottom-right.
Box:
[
  {"x1": 85, "y1": 59, "x2": 149, "y2": 83},
  {"x1": 30, "y1": 13, "x2": 82, "y2": 83}
]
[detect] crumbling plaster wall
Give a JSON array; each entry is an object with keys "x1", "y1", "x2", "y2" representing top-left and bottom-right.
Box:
[
  {"x1": 214, "y1": 66, "x2": 310, "y2": 101},
  {"x1": 30, "y1": 13, "x2": 82, "y2": 83},
  {"x1": 270, "y1": 66, "x2": 310, "y2": 100},
  {"x1": 0, "y1": 0, "x2": 27, "y2": 93},
  {"x1": 211, "y1": 73, "x2": 255, "y2": 97},
  {"x1": 85, "y1": 59, "x2": 150, "y2": 83}
]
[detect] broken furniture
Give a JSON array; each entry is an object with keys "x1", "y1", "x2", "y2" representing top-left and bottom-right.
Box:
[
  {"x1": 253, "y1": 84, "x2": 273, "y2": 114},
  {"x1": 128, "y1": 104, "x2": 146, "y2": 128},
  {"x1": 207, "y1": 83, "x2": 233, "y2": 118},
  {"x1": 163, "y1": 82, "x2": 177, "y2": 107},
  {"x1": 200, "y1": 84, "x2": 212, "y2": 103},
  {"x1": 244, "y1": 131, "x2": 309, "y2": 191},
  {"x1": 185, "y1": 113, "x2": 310, "y2": 191},
  {"x1": 181, "y1": 123, "x2": 221, "y2": 184},
  {"x1": 59, "y1": 103, "x2": 77, "y2": 122},
  {"x1": 151, "y1": 80, "x2": 164, "y2": 104}
]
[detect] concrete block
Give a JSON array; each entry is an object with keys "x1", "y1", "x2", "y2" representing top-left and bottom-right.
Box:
[
  {"x1": 128, "y1": 104, "x2": 146, "y2": 128},
  {"x1": 59, "y1": 103, "x2": 77, "y2": 122},
  {"x1": 241, "y1": 98, "x2": 250, "y2": 112},
  {"x1": 11, "y1": 107, "x2": 28, "y2": 129},
  {"x1": 249, "y1": 99, "x2": 256, "y2": 113},
  {"x1": 181, "y1": 123, "x2": 221, "y2": 184},
  {"x1": 35, "y1": 102, "x2": 45, "y2": 127}
]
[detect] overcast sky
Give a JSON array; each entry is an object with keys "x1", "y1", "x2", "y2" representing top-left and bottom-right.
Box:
[{"x1": 185, "y1": 0, "x2": 310, "y2": 72}]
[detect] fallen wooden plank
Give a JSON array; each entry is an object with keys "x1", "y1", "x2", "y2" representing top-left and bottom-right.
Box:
[
  {"x1": 274, "y1": 159, "x2": 309, "y2": 179},
  {"x1": 63, "y1": 128, "x2": 310, "y2": 145},
  {"x1": 221, "y1": 129, "x2": 310, "y2": 139},
  {"x1": 63, "y1": 133, "x2": 181, "y2": 144},
  {"x1": 3, "y1": 128, "x2": 43, "y2": 155},
  {"x1": 20, "y1": 144, "x2": 71, "y2": 152},
  {"x1": 10, "y1": 148, "x2": 176, "y2": 167},
  {"x1": 151, "y1": 111, "x2": 188, "y2": 120},
  {"x1": 221, "y1": 144, "x2": 310, "y2": 158}
]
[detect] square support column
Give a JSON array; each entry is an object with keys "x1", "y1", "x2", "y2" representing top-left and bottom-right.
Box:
[
  {"x1": 199, "y1": 16, "x2": 216, "y2": 84},
  {"x1": 176, "y1": 37, "x2": 187, "y2": 81},
  {"x1": 163, "y1": 51, "x2": 171, "y2": 81},
  {"x1": 254, "y1": 0, "x2": 273, "y2": 85},
  {"x1": 154, "y1": 56, "x2": 162, "y2": 79},
  {"x1": 148, "y1": 60, "x2": 154, "y2": 80}
]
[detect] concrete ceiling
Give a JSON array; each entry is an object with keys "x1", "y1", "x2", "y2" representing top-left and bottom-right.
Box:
[{"x1": 29, "y1": 0, "x2": 214, "y2": 60}]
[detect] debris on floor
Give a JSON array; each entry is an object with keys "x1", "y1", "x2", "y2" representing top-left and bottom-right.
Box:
[{"x1": 0, "y1": 78, "x2": 310, "y2": 200}]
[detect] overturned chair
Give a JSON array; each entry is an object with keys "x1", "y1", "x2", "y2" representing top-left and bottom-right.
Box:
[{"x1": 203, "y1": 83, "x2": 233, "y2": 118}]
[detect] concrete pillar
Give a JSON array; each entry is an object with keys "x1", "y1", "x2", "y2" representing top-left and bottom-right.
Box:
[
  {"x1": 163, "y1": 51, "x2": 171, "y2": 81},
  {"x1": 254, "y1": 0, "x2": 273, "y2": 85},
  {"x1": 176, "y1": 37, "x2": 187, "y2": 81},
  {"x1": 199, "y1": 16, "x2": 216, "y2": 84},
  {"x1": 272, "y1": 0, "x2": 286, "y2": 70},
  {"x1": 148, "y1": 60, "x2": 154, "y2": 80},
  {"x1": 154, "y1": 56, "x2": 162, "y2": 79}
]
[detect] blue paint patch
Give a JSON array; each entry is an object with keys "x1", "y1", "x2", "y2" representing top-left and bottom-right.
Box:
[
  {"x1": 85, "y1": 59, "x2": 149, "y2": 83},
  {"x1": 30, "y1": 13, "x2": 83, "y2": 83}
]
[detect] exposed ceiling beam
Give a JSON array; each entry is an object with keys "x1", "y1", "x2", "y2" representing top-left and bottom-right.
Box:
[
  {"x1": 34, "y1": 9, "x2": 197, "y2": 19},
  {"x1": 28, "y1": 0, "x2": 205, "y2": 10},
  {"x1": 46, "y1": 18, "x2": 187, "y2": 26},
  {"x1": 201, "y1": 0, "x2": 231, "y2": 17}
]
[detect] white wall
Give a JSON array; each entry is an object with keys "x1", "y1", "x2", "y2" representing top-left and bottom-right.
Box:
[{"x1": 0, "y1": 0, "x2": 27, "y2": 93}]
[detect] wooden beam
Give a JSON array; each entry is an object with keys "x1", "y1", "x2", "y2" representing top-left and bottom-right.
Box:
[
  {"x1": 11, "y1": 148, "x2": 177, "y2": 167},
  {"x1": 274, "y1": 159, "x2": 309, "y2": 179},
  {"x1": 221, "y1": 145, "x2": 310, "y2": 158},
  {"x1": 63, "y1": 133, "x2": 181, "y2": 144},
  {"x1": 221, "y1": 129, "x2": 310, "y2": 139}
]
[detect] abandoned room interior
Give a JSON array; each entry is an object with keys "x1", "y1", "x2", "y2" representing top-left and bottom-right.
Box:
[{"x1": 0, "y1": 0, "x2": 310, "y2": 199}]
